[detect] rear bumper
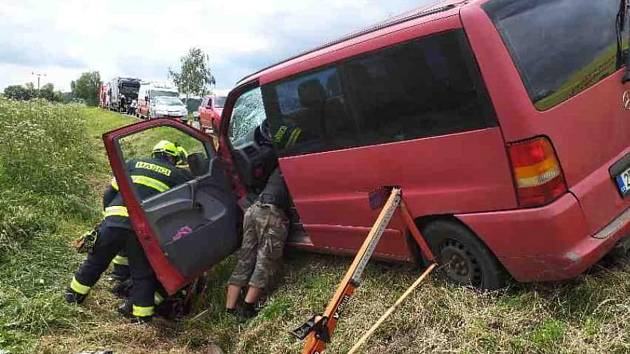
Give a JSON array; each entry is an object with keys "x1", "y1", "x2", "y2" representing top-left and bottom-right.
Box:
[{"x1": 457, "y1": 194, "x2": 630, "y2": 282}]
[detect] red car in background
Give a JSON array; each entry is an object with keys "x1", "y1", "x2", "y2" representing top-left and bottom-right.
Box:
[{"x1": 198, "y1": 93, "x2": 227, "y2": 133}]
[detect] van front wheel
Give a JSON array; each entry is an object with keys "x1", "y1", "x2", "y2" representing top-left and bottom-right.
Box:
[{"x1": 422, "y1": 220, "x2": 507, "y2": 290}]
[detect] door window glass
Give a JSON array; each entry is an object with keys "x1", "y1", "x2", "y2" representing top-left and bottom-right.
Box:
[
  {"x1": 228, "y1": 87, "x2": 268, "y2": 146},
  {"x1": 119, "y1": 126, "x2": 211, "y2": 180},
  {"x1": 262, "y1": 67, "x2": 357, "y2": 156}
]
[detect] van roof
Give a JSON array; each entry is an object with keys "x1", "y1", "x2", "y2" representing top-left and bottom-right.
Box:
[
  {"x1": 237, "y1": 0, "x2": 467, "y2": 86},
  {"x1": 141, "y1": 82, "x2": 177, "y2": 90}
]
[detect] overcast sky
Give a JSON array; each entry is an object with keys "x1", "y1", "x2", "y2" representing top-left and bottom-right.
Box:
[{"x1": 0, "y1": 0, "x2": 436, "y2": 93}]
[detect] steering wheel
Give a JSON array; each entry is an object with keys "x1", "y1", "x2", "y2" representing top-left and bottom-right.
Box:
[{"x1": 231, "y1": 125, "x2": 271, "y2": 188}]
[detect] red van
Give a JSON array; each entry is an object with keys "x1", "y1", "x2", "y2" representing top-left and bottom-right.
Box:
[{"x1": 105, "y1": 0, "x2": 630, "y2": 293}]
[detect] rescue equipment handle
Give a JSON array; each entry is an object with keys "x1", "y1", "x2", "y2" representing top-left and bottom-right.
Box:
[{"x1": 297, "y1": 188, "x2": 402, "y2": 354}]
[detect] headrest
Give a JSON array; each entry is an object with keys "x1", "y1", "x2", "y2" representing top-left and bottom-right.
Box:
[{"x1": 298, "y1": 79, "x2": 326, "y2": 108}]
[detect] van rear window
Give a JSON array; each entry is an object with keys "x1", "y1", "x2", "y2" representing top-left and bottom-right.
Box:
[{"x1": 484, "y1": 0, "x2": 625, "y2": 110}]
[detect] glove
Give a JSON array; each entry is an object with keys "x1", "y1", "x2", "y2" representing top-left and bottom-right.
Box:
[{"x1": 73, "y1": 228, "x2": 98, "y2": 254}]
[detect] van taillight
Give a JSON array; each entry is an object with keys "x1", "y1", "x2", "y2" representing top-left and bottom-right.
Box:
[{"x1": 508, "y1": 137, "x2": 567, "y2": 208}]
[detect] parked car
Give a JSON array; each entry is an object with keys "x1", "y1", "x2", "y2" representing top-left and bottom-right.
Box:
[
  {"x1": 148, "y1": 96, "x2": 188, "y2": 120},
  {"x1": 137, "y1": 82, "x2": 179, "y2": 119},
  {"x1": 104, "y1": 0, "x2": 630, "y2": 292},
  {"x1": 198, "y1": 93, "x2": 227, "y2": 133}
]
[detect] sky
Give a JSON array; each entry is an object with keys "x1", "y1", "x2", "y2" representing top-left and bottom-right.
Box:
[{"x1": 0, "y1": 0, "x2": 436, "y2": 93}]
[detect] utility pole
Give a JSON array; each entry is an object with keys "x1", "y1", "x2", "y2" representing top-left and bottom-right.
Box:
[{"x1": 31, "y1": 72, "x2": 46, "y2": 91}]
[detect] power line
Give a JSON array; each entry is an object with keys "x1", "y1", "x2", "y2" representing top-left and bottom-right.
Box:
[{"x1": 31, "y1": 71, "x2": 47, "y2": 90}]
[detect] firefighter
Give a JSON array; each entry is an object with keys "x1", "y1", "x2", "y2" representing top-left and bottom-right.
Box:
[
  {"x1": 225, "y1": 121, "x2": 291, "y2": 320},
  {"x1": 272, "y1": 123, "x2": 302, "y2": 151},
  {"x1": 66, "y1": 140, "x2": 192, "y2": 322},
  {"x1": 175, "y1": 145, "x2": 189, "y2": 169}
]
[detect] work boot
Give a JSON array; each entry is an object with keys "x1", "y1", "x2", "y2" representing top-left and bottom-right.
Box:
[
  {"x1": 118, "y1": 299, "x2": 153, "y2": 323},
  {"x1": 110, "y1": 264, "x2": 130, "y2": 282},
  {"x1": 65, "y1": 287, "x2": 87, "y2": 304},
  {"x1": 226, "y1": 301, "x2": 257, "y2": 322},
  {"x1": 156, "y1": 297, "x2": 186, "y2": 321},
  {"x1": 117, "y1": 299, "x2": 133, "y2": 318},
  {"x1": 130, "y1": 315, "x2": 153, "y2": 324},
  {"x1": 111, "y1": 278, "x2": 132, "y2": 299},
  {"x1": 237, "y1": 302, "x2": 257, "y2": 322}
]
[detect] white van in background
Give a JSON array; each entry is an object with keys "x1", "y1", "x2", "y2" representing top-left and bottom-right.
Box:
[{"x1": 137, "y1": 82, "x2": 187, "y2": 120}]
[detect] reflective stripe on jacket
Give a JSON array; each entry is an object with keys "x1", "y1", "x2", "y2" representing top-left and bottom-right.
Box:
[{"x1": 103, "y1": 157, "x2": 192, "y2": 229}]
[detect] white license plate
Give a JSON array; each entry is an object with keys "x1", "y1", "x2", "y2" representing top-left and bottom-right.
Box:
[{"x1": 615, "y1": 166, "x2": 630, "y2": 197}]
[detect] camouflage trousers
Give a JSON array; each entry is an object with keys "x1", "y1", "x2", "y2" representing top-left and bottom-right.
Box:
[{"x1": 229, "y1": 201, "x2": 289, "y2": 289}]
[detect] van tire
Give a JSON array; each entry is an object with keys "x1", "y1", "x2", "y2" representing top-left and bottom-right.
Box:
[{"x1": 422, "y1": 219, "x2": 507, "y2": 290}]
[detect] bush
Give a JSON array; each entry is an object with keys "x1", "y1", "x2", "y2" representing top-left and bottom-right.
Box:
[{"x1": 0, "y1": 98, "x2": 100, "y2": 254}]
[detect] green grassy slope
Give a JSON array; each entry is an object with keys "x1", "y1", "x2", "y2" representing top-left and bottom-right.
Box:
[
  {"x1": 2, "y1": 101, "x2": 630, "y2": 353},
  {"x1": 0, "y1": 100, "x2": 123, "y2": 352}
]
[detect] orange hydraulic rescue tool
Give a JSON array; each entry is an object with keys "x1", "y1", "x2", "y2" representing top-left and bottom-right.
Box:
[{"x1": 291, "y1": 187, "x2": 437, "y2": 354}]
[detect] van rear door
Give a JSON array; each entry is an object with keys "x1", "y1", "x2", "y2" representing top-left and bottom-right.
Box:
[
  {"x1": 468, "y1": 0, "x2": 630, "y2": 234},
  {"x1": 103, "y1": 119, "x2": 238, "y2": 295}
]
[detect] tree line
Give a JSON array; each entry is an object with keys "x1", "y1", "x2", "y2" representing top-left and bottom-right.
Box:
[
  {"x1": 2, "y1": 47, "x2": 215, "y2": 106},
  {"x1": 3, "y1": 82, "x2": 66, "y2": 102},
  {"x1": 2, "y1": 71, "x2": 101, "y2": 105}
]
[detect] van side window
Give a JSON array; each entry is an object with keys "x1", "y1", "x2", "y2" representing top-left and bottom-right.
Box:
[
  {"x1": 344, "y1": 30, "x2": 495, "y2": 147},
  {"x1": 263, "y1": 68, "x2": 357, "y2": 155},
  {"x1": 484, "y1": 0, "x2": 625, "y2": 110},
  {"x1": 263, "y1": 29, "x2": 496, "y2": 157}
]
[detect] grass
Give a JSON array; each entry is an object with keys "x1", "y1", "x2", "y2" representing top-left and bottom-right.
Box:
[
  {"x1": 0, "y1": 99, "x2": 107, "y2": 353},
  {"x1": 120, "y1": 126, "x2": 206, "y2": 162},
  {"x1": 3, "y1": 101, "x2": 630, "y2": 353}
]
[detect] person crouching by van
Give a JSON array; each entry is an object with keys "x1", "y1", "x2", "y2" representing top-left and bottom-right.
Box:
[
  {"x1": 66, "y1": 140, "x2": 191, "y2": 323},
  {"x1": 225, "y1": 168, "x2": 290, "y2": 320}
]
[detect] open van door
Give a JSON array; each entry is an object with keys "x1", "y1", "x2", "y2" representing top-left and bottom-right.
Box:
[{"x1": 103, "y1": 118, "x2": 239, "y2": 295}]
